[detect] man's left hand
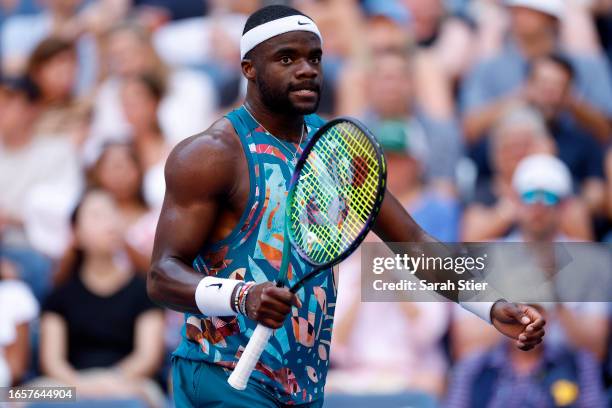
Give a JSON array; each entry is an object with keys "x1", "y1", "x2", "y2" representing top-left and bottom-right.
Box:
[{"x1": 491, "y1": 301, "x2": 546, "y2": 351}]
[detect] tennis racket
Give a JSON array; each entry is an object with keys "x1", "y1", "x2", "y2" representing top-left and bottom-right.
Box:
[{"x1": 227, "y1": 117, "x2": 387, "y2": 390}]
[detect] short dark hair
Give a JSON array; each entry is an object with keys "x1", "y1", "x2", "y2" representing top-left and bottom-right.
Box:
[
  {"x1": 243, "y1": 5, "x2": 308, "y2": 35},
  {"x1": 529, "y1": 52, "x2": 575, "y2": 81}
]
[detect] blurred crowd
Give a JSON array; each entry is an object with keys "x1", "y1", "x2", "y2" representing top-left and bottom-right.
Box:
[{"x1": 0, "y1": 0, "x2": 611, "y2": 407}]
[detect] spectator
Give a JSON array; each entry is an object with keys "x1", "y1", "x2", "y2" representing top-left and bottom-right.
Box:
[
  {"x1": 377, "y1": 118, "x2": 461, "y2": 242},
  {"x1": 27, "y1": 37, "x2": 91, "y2": 145},
  {"x1": 87, "y1": 21, "x2": 216, "y2": 161},
  {"x1": 523, "y1": 54, "x2": 609, "y2": 216},
  {"x1": 338, "y1": 51, "x2": 462, "y2": 191},
  {"x1": 446, "y1": 322, "x2": 607, "y2": 408},
  {"x1": 0, "y1": 259, "x2": 39, "y2": 386},
  {"x1": 510, "y1": 155, "x2": 608, "y2": 358},
  {"x1": 86, "y1": 143, "x2": 152, "y2": 274},
  {"x1": 38, "y1": 189, "x2": 165, "y2": 406},
  {"x1": 461, "y1": 106, "x2": 593, "y2": 241},
  {"x1": 120, "y1": 73, "x2": 170, "y2": 209},
  {"x1": 0, "y1": 76, "x2": 81, "y2": 298},
  {"x1": 454, "y1": 155, "x2": 608, "y2": 360}
]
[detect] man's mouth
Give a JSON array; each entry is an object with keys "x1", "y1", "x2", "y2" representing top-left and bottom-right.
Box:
[{"x1": 290, "y1": 89, "x2": 318, "y2": 98}]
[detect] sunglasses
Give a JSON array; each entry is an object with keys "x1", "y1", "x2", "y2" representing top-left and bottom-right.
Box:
[{"x1": 521, "y1": 190, "x2": 561, "y2": 206}]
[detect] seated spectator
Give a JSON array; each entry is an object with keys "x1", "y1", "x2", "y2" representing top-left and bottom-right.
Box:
[
  {"x1": 446, "y1": 317, "x2": 607, "y2": 408},
  {"x1": 0, "y1": 259, "x2": 39, "y2": 386},
  {"x1": 461, "y1": 106, "x2": 593, "y2": 241},
  {"x1": 378, "y1": 120, "x2": 461, "y2": 242},
  {"x1": 27, "y1": 36, "x2": 91, "y2": 145},
  {"x1": 524, "y1": 54, "x2": 607, "y2": 215},
  {"x1": 329, "y1": 248, "x2": 450, "y2": 397},
  {"x1": 88, "y1": 143, "x2": 152, "y2": 274},
  {"x1": 38, "y1": 189, "x2": 165, "y2": 406},
  {"x1": 339, "y1": 51, "x2": 462, "y2": 191},
  {"x1": 454, "y1": 155, "x2": 607, "y2": 360},
  {"x1": 0, "y1": 76, "x2": 81, "y2": 299},
  {"x1": 120, "y1": 73, "x2": 171, "y2": 209},
  {"x1": 86, "y1": 21, "x2": 216, "y2": 162}
]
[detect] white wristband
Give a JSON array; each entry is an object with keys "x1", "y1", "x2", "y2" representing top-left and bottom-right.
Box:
[
  {"x1": 459, "y1": 301, "x2": 498, "y2": 324},
  {"x1": 195, "y1": 276, "x2": 242, "y2": 317}
]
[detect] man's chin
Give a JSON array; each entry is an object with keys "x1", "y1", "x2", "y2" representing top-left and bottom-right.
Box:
[{"x1": 291, "y1": 102, "x2": 320, "y2": 115}]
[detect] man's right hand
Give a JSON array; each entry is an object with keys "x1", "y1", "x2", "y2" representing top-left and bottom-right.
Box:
[{"x1": 245, "y1": 282, "x2": 302, "y2": 329}]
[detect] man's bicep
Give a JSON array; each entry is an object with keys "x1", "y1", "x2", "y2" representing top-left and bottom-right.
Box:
[{"x1": 152, "y1": 131, "x2": 236, "y2": 263}]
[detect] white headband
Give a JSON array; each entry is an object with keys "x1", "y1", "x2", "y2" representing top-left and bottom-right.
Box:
[{"x1": 240, "y1": 15, "x2": 322, "y2": 60}]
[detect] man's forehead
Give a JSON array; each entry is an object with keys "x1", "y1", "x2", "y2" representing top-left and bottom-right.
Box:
[{"x1": 260, "y1": 31, "x2": 322, "y2": 53}]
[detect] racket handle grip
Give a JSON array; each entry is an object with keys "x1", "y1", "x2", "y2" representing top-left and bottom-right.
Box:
[{"x1": 227, "y1": 324, "x2": 273, "y2": 390}]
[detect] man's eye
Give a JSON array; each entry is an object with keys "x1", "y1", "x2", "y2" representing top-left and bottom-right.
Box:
[
  {"x1": 311, "y1": 56, "x2": 321, "y2": 64},
  {"x1": 280, "y1": 57, "x2": 292, "y2": 64}
]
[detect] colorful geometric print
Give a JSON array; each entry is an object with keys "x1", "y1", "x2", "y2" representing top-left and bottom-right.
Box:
[{"x1": 173, "y1": 106, "x2": 336, "y2": 405}]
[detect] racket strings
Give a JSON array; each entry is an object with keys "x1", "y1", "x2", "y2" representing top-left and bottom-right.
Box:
[{"x1": 289, "y1": 121, "x2": 382, "y2": 264}]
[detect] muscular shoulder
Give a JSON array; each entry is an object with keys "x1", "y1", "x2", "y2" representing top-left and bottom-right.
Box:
[{"x1": 165, "y1": 118, "x2": 242, "y2": 204}]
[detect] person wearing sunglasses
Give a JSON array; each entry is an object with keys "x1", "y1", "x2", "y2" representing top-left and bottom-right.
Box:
[{"x1": 509, "y1": 154, "x2": 609, "y2": 361}]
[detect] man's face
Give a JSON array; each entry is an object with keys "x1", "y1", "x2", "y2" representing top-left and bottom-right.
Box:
[
  {"x1": 246, "y1": 31, "x2": 322, "y2": 115},
  {"x1": 527, "y1": 59, "x2": 572, "y2": 120},
  {"x1": 517, "y1": 190, "x2": 561, "y2": 241},
  {"x1": 510, "y1": 7, "x2": 557, "y2": 40},
  {"x1": 369, "y1": 54, "x2": 412, "y2": 118}
]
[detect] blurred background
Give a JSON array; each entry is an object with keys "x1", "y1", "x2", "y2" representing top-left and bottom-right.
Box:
[{"x1": 0, "y1": 0, "x2": 611, "y2": 407}]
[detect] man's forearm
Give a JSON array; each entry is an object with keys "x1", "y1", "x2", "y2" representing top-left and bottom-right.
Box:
[{"x1": 148, "y1": 257, "x2": 203, "y2": 313}]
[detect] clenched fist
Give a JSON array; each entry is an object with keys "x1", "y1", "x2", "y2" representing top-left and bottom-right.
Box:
[{"x1": 245, "y1": 282, "x2": 302, "y2": 329}]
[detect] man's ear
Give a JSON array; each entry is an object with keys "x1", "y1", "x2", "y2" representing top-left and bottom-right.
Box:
[{"x1": 241, "y1": 59, "x2": 256, "y2": 81}]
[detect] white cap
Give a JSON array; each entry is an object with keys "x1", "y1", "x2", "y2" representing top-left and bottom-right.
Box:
[
  {"x1": 512, "y1": 154, "x2": 572, "y2": 198},
  {"x1": 506, "y1": 0, "x2": 564, "y2": 20}
]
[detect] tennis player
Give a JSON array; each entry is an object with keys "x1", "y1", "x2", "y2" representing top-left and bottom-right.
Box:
[{"x1": 148, "y1": 5, "x2": 545, "y2": 407}]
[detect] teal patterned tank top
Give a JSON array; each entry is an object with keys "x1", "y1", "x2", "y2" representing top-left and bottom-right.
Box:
[{"x1": 173, "y1": 106, "x2": 336, "y2": 405}]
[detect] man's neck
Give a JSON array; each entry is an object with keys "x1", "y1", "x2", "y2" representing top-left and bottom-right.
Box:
[{"x1": 244, "y1": 97, "x2": 305, "y2": 143}]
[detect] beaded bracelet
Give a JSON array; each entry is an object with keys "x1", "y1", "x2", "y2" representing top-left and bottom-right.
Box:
[{"x1": 238, "y1": 282, "x2": 256, "y2": 316}]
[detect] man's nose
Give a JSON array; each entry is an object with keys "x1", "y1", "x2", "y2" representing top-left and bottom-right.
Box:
[{"x1": 295, "y1": 59, "x2": 318, "y2": 78}]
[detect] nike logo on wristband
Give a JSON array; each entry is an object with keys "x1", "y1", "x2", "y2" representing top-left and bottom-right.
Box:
[
  {"x1": 206, "y1": 283, "x2": 223, "y2": 289},
  {"x1": 297, "y1": 20, "x2": 311, "y2": 25}
]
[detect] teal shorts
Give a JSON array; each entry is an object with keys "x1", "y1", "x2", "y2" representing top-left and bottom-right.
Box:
[{"x1": 172, "y1": 356, "x2": 324, "y2": 408}]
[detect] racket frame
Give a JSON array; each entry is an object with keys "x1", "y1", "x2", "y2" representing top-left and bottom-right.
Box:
[{"x1": 284, "y1": 116, "x2": 387, "y2": 288}]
